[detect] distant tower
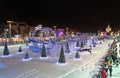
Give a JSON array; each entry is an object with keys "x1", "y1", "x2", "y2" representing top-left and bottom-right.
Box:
[
  {"x1": 98, "y1": 30, "x2": 100, "y2": 36},
  {"x1": 98, "y1": 28, "x2": 102, "y2": 36},
  {"x1": 106, "y1": 23, "x2": 111, "y2": 33}
]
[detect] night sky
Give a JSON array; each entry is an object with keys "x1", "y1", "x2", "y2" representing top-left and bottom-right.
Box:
[{"x1": 0, "y1": 0, "x2": 120, "y2": 32}]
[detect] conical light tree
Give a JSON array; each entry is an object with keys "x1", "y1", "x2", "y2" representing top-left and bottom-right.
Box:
[
  {"x1": 83, "y1": 40, "x2": 85, "y2": 45},
  {"x1": 89, "y1": 45, "x2": 92, "y2": 48},
  {"x1": 80, "y1": 41, "x2": 84, "y2": 48},
  {"x1": 75, "y1": 51, "x2": 80, "y2": 58},
  {"x1": 41, "y1": 44, "x2": 47, "y2": 57},
  {"x1": 24, "y1": 51, "x2": 29, "y2": 59},
  {"x1": 18, "y1": 46, "x2": 22, "y2": 52},
  {"x1": 66, "y1": 42, "x2": 70, "y2": 53},
  {"x1": 93, "y1": 42, "x2": 96, "y2": 47},
  {"x1": 76, "y1": 40, "x2": 80, "y2": 47},
  {"x1": 92, "y1": 39, "x2": 96, "y2": 47},
  {"x1": 3, "y1": 42, "x2": 10, "y2": 55},
  {"x1": 58, "y1": 45, "x2": 66, "y2": 63}
]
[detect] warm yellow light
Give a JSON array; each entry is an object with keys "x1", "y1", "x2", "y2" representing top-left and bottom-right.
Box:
[
  {"x1": 66, "y1": 28, "x2": 68, "y2": 29},
  {"x1": 38, "y1": 24, "x2": 42, "y2": 27},
  {"x1": 53, "y1": 25, "x2": 57, "y2": 27},
  {"x1": 6, "y1": 20, "x2": 13, "y2": 23},
  {"x1": 53, "y1": 25, "x2": 57, "y2": 31},
  {"x1": 4, "y1": 29, "x2": 8, "y2": 31}
]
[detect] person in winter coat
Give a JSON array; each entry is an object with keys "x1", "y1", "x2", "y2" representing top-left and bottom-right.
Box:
[
  {"x1": 109, "y1": 56, "x2": 113, "y2": 64},
  {"x1": 101, "y1": 68, "x2": 107, "y2": 78},
  {"x1": 104, "y1": 64, "x2": 108, "y2": 73},
  {"x1": 107, "y1": 59, "x2": 111, "y2": 67}
]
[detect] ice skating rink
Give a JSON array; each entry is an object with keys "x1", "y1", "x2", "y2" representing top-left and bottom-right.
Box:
[{"x1": 0, "y1": 40, "x2": 115, "y2": 78}]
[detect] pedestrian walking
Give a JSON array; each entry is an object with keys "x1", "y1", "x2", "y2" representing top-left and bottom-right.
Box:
[{"x1": 108, "y1": 65, "x2": 112, "y2": 77}]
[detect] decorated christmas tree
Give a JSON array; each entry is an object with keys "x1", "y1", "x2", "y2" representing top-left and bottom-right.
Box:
[
  {"x1": 3, "y1": 42, "x2": 10, "y2": 55},
  {"x1": 76, "y1": 40, "x2": 80, "y2": 47},
  {"x1": 83, "y1": 40, "x2": 86, "y2": 45},
  {"x1": 18, "y1": 46, "x2": 22, "y2": 52},
  {"x1": 24, "y1": 51, "x2": 29, "y2": 59},
  {"x1": 80, "y1": 41, "x2": 84, "y2": 48},
  {"x1": 41, "y1": 44, "x2": 47, "y2": 57},
  {"x1": 93, "y1": 42, "x2": 96, "y2": 47},
  {"x1": 66, "y1": 42, "x2": 70, "y2": 53},
  {"x1": 75, "y1": 51, "x2": 80, "y2": 58},
  {"x1": 59, "y1": 45, "x2": 66, "y2": 63}
]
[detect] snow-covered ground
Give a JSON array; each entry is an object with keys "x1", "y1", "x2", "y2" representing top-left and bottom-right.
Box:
[{"x1": 0, "y1": 39, "x2": 113, "y2": 78}]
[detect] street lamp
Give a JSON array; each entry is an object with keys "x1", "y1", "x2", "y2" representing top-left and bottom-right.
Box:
[
  {"x1": 66, "y1": 28, "x2": 69, "y2": 36},
  {"x1": 38, "y1": 24, "x2": 42, "y2": 28},
  {"x1": 71, "y1": 34, "x2": 75, "y2": 51},
  {"x1": 4, "y1": 29, "x2": 8, "y2": 41},
  {"x1": 6, "y1": 21, "x2": 13, "y2": 38},
  {"x1": 53, "y1": 25, "x2": 57, "y2": 31}
]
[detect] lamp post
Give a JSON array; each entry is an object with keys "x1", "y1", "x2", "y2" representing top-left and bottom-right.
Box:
[
  {"x1": 66, "y1": 28, "x2": 69, "y2": 36},
  {"x1": 53, "y1": 25, "x2": 57, "y2": 31},
  {"x1": 71, "y1": 34, "x2": 75, "y2": 51},
  {"x1": 6, "y1": 21, "x2": 13, "y2": 38},
  {"x1": 38, "y1": 24, "x2": 42, "y2": 30},
  {"x1": 4, "y1": 29, "x2": 8, "y2": 41}
]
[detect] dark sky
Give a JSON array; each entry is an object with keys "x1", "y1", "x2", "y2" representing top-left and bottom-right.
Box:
[{"x1": 0, "y1": 0, "x2": 120, "y2": 32}]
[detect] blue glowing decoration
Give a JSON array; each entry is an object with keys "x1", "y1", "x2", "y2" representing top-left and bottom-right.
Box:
[
  {"x1": 29, "y1": 26, "x2": 56, "y2": 53},
  {"x1": 0, "y1": 62, "x2": 7, "y2": 68},
  {"x1": 56, "y1": 29, "x2": 65, "y2": 36}
]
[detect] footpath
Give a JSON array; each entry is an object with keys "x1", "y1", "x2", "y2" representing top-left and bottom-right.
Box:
[{"x1": 106, "y1": 42, "x2": 120, "y2": 78}]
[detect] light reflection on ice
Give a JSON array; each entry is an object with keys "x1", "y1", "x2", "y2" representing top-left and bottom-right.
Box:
[
  {"x1": 1, "y1": 54, "x2": 12, "y2": 58},
  {"x1": 56, "y1": 62, "x2": 68, "y2": 66},
  {"x1": 22, "y1": 58, "x2": 32, "y2": 61},
  {"x1": 39, "y1": 56, "x2": 49, "y2": 60},
  {"x1": 17, "y1": 52, "x2": 24, "y2": 54},
  {"x1": 73, "y1": 58, "x2": 82, "y2": 61}
]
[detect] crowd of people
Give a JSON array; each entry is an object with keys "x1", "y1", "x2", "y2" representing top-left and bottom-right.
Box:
[{"x1": 96, "y1": 39, "x2": 120, "y2": 78}]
